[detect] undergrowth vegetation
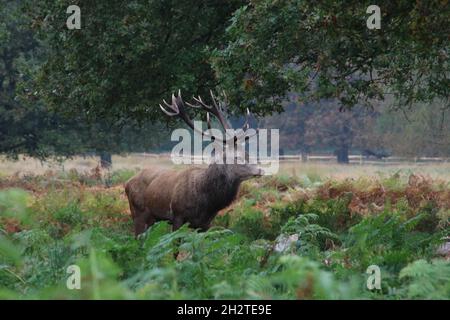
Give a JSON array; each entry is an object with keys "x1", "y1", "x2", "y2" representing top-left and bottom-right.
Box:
[{"x1": 0, "y1": 169, "x2": 449, "y2": 299}]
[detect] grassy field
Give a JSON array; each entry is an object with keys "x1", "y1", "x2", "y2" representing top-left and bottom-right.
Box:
[
  {"x1": 3, "y1": 154, "x2": 450, "y2": 181},
  {"x1": 0, "y1": 155, "x2": 449, "y2": 299}
]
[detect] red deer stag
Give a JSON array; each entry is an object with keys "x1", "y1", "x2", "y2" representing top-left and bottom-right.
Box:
[{"x1": 125, "y1": 91, "x2": 263, "y2": 236}]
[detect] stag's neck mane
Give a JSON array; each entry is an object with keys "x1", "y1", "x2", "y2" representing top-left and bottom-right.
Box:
[{"x1": 199, "y1": 163, "x2": 242, "y2": 212}]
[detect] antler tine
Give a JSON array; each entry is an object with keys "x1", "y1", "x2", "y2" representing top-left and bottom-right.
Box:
[
  {"x1": 211, "y1": 90, "x2": 230, "y2": 116},
  {"x1": 159, "y1": 104, "x2": 178, "y2": 116},
  {"x1": 171, "y1": 93, "x2": 177, "y2": 106},
  {"x1": 159, "y1": 89, "x2": 259, "y2": 144},
  {"x1": 230, "y1": 109, "x2": 257, "y2": 143},
  {"x1": 226, "y1": 108, "x2": 252, "y2": 142},
  {"x1": 187, "y1": 93, "x2": 231, "y2": 131},
  {"x1": 159, "y1": 91, "x2": 228, "y2": 144},
  {"x1": 242, "y1": 108, "x2": 251, "y2": 130},
  {"x1": 159, "y1": 95, "x2": 179, "y2": 116},
  {"x1": 209, "y1": 91, "x2": 232, "y2": 130},
  {"x1": 191, "y1": 96, "x2": 211, "y2": 109},
  {"x1": 185, "y1": 99, "x2": 202, "y2": 109},
  {"x1": 163, "y1": 98, "x2": 175, "y2": 109}
]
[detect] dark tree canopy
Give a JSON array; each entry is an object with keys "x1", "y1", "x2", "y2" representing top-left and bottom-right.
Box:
[
  {"x1": 29, "y1": 0, "x2": 245, "y2": 123},
  {"x1": 212, "y1": 0, "x2": 449, "y2": 114},
  {"x1": 1, "y1": 0, "x2": 169, "y2": 160},
  {"x1": 0, "y1": 0, "x2": 80, "y2": 158}
]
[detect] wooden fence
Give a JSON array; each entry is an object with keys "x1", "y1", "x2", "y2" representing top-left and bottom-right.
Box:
[
  {"x1": 134, "y1": 153, "x2": 450, "y2": 165},
  {"x1": 277, "y1": 155, "x2": 450, "y2": 165}
]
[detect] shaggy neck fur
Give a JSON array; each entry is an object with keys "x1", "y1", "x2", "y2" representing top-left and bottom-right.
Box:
[{"x1": 200, "y1": 163, "x2": 242, "y2": 214}]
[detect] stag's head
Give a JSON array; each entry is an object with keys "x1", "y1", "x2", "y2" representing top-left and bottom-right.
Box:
[{"x1": 159, "y1": 90, "x2": 264, "y2": 179}]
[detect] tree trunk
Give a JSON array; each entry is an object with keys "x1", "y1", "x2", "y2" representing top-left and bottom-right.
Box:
[
  {"x1": 100, "y1": 152, "x2": 112, "y2": 168},
  {"x1": 336, "y1": 146, "x2": 349, "y2": 164}
]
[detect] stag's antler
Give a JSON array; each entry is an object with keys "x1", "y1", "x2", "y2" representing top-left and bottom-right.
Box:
[
  {"x1": 186, "y1": 90, "x2": 232, "y2": 131},
  {"x1": 159, "y1": 90, "x2": 256, "y2": 144}
]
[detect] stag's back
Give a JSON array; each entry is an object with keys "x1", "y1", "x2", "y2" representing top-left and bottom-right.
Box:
[{"x1": 146, "y1": 167, "x2": 207, "y2": 218}]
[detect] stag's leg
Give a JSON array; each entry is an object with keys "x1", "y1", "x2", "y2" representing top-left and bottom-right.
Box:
[
  {"x1": 172, "y1": 216, "x2": 184, "y2": 259},
  {"x1": 134, "y1": 211, "x2": 156, "y2": 237},
  {"x1": 128, "y1": 201, "x2": 136, "y2": 220},
  {"x1": 199, "y1": 216, "x2": 214, "y2": 232},
  {"x1": 199, "y1": 224, "x2": 211, "y2": 232},
  {"x1": 134, "y1": 215, "x2": 146, "y2": 237},
  {"x1": 145, "y1": 215, "x2": 156, "y2": 230},
  {"x1": 172, "y1": 216, "x2": 184, "y2": 231},
  {"x1": 128, "y1": 200, "x2": 145, "y2": 237}
]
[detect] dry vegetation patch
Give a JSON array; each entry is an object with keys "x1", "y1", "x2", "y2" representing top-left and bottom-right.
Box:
[{"x1": 0, "y1": 167, "x2": 448, "y2": 299}]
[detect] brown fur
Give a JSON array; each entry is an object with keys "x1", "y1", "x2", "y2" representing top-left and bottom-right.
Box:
[{"x1": 125, "y1": 163, "x2": 262, "y2": 236}]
